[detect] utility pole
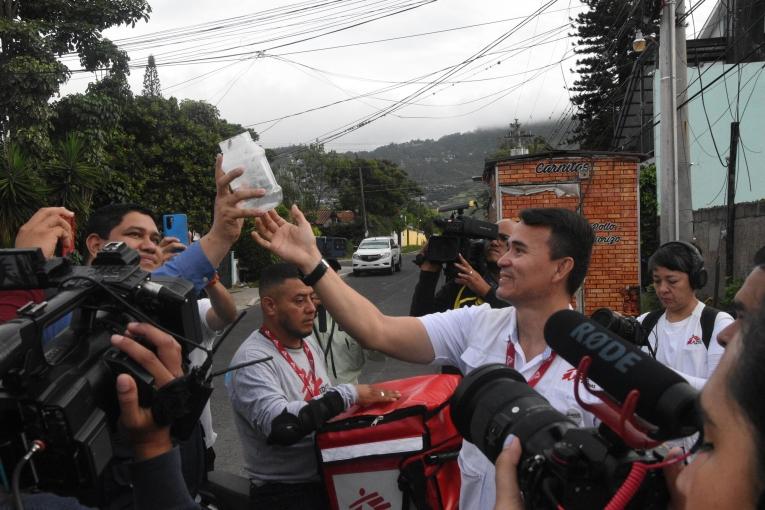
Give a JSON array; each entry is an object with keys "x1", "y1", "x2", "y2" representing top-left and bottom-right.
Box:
[
  {"x1": 725, "y1": 122, "x2": 739, "y2": 280},
  {"x1": 659, "y1": 0, "x2": 693, "y2": 243},
  {"x1": 674, "y1": 0, "x2": 693, "y2": 243},
  {"x1": 358, "y1": 166, "x2": 368, "y2": 238}
]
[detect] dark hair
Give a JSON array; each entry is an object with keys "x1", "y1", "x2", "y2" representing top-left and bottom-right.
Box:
[
  {"x1": 728, "y1": 296, "x2": 765, "y2": 503},
  {"x1": 259, "y1": 263, "x2": 302, "y2": 297},
  {"x1": 519, "y1": 208, "x2": 594, "y2": 295},
  {"x1": 84, "y1": 203, "x2": 156, "y2": 241},
  {"x1": 647, "y1": 242, "x2": 702, "y2": 277}
]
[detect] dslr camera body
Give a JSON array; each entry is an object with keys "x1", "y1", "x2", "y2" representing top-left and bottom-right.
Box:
[
  {"x1": 416, "y1": 202, "x2": 498, "y2": 280},
  {"x1": 0, "y1": 243, "x2": 207, "y2": 504}
]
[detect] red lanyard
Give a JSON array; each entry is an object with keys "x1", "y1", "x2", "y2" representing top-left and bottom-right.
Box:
[
  {"x1": 260, "y1": 326, "x2": 320, "y2": 400},
  {"x1": 506, "y1": 341, "x2": 557, "y2": 388}
]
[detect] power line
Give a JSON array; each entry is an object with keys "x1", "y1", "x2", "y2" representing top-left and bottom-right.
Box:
[{"x1": 311, "y1": 0, "x2": 562, "y2": 147}]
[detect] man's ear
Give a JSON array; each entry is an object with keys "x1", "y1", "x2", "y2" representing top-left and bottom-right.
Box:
[
  {"x1": 552, "y1": 257, "x2": 575, "y2": 286},
  {"x1": 261, "y1": 295, "x2": 277, "y2": 317},
  {"x1": 85, "y1": 234, "x2": 107, "y2": 262}
]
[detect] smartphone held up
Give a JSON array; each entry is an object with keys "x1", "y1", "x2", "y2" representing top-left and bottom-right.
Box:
[
  {"x1": 218, "y1": 132, "x2": 282, "y2": 211},
  {"x1": 163, "y1": 214, "x2": 189, "y2": 251}
]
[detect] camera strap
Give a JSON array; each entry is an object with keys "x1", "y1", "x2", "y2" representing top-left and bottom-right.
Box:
[
  {"x1": 506, "y1": 342, "x2": 557, "y2": 388},
  {"x1": 260, "y1": 326, "x2": 320, "y2": 400}
]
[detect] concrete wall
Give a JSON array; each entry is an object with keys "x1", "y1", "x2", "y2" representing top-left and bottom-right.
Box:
[{"x1": 693, "y1": 199, "x2": 765, "y2": 298}]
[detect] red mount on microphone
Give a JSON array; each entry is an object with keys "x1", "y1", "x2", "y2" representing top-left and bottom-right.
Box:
[{"x1": 573, "y1": 356, "x2": 663, "y2": 450}]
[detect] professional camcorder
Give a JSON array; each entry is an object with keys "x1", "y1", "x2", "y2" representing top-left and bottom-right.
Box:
[
  {"x1": 416, "y1": 201, "x2": 498, "y2": 279},
  {"x1": 451, "y1": 310, "x2": 699, "y2": 509},
  {"x1": 0, "y1": 243, "x2": 210, "y2": 504}
]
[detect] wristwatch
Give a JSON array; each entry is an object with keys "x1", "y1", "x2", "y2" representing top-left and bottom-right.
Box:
[{"x1": 301, "y1": 259, "x2": 330, "y2": 287}]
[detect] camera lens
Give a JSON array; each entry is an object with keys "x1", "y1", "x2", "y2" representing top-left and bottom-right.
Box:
[{"x1": 450, "y1": 364, "x2": 575, "y2": 462}]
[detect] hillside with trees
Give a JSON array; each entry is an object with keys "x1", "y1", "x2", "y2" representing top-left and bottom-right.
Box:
[{"x1": 350, "y1": 120, "x2": 559, "y2": 205}]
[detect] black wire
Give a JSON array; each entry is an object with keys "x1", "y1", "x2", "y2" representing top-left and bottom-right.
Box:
[
  {"x1": 313, "y1": 0, "x2": 561, "y2": 146},
  {"x1": 243, "y1": 25, "x2": 571, "y2": 127},
  {"x1": 696, "y1": 63, "x2": 728, "y2": 168}
]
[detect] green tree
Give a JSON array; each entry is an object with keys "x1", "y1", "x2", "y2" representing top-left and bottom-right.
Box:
[
  {"x1": 640, "y1": 163, "x2": 659, "y2": 286},
  {"x1": 0, "y1": 143, "x2": 46, "y2": 245},
  {"x1": 142, "y1": 54, "x2": 162, "y2": 97},
  {"x1": 274, "y1": 144, "x2": 350, "y2": 215},
  {"x1": 332, "y1": 158, "x2": 421, "y2": 238},
  {"x1": 88, "y1": 95, "x2": 257, "y2": 235},
  {"x1": 569, "y1": 1, "x2": 658, "y2": 148},
  {"x1": 0, "y1": 0, "x2": 150, "y2": 156},
  {"x1": 43, "y1": 133, "x2": 104, "y2": 220}
]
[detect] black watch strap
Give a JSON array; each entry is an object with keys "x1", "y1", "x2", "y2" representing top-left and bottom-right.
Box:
[{"x1": 302, "y1": 259, "x2": 330, "y2": 286}]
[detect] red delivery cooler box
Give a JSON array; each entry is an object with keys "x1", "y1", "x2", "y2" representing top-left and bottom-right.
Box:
[{"x1": 316, "y1": 374, "x2": 462, "y2": 510}]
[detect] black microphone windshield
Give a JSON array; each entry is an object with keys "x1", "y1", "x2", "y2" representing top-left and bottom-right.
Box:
[{"x1": 544, "y1": 309, "x2": 698, "y2": 439}]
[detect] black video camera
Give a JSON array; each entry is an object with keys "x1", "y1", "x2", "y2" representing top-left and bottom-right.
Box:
[
  {"x1": 0, "y1": 243, "x2": 207, "y2": 504},
  {"x1": 451, "y1": 365, "x2": 671, "y2": 509},
  {"x1": 417, "y1": 202, "x2": 498, "y2": 279},
  {"x1": 591, "y1": 308, "x2": 652, "y2": 352}
]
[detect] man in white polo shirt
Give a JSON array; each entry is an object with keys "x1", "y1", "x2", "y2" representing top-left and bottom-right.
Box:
[{"x1": 252, "y1": 206, "x2": 597, "y2": 510}]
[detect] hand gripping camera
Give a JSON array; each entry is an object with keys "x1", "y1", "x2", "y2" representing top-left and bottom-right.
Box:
[{"x1": 0, "y1": 243, "x2": 210, "y2": 504}]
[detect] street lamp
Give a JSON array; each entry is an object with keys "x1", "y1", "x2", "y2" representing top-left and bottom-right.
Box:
[{"x1": 632, "y1": 30, "x2": 657, "y2": 53}]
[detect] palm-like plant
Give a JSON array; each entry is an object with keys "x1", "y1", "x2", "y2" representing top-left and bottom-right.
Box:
[
  {"x1": 0, "y1": 143, "x2": 47, "y2": 247},
  {"x1": 44, "y1": 133, "x2": 104, "y2": 219}
]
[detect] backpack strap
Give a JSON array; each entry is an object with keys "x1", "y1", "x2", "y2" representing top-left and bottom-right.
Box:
[
  {"x1": 641, "y1": 310, "x2": 664, "y2": 342},
  {"x1": 700, "y1": 305, "x2": 721, "y2": 350}
]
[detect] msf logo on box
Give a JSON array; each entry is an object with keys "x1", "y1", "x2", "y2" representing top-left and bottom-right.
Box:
[{"x1": 334, "y1": 470, "x2": 398, "y2": 510}]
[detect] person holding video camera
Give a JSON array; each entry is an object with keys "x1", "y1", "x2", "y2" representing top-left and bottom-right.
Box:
[
  {"x1": 637, "y1": 242, "x2": 733, "y2": 390},
  {"x1": 493, "y1": 295, "x2": 765, "y2": 510},
  {"x1": 251, "y1": 205, "x2": 599, "y2": 510},
  {"x1": 409, "y1": 219, "x2": 514, "y2": 317},
  {"x1": 0, "y1": 323, "x2": 201, "y2": 510}
]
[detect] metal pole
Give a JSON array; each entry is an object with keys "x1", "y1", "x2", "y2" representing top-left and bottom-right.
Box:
[
  {"x1": 358, "y1": 166, "x2": 369, "y2": 238},
  {"x1": 675, "y1": 0, "x2": 694, "y2": 243},
  {"x1": 725, "y1": 122, "x2": 739, "y2": 280},
  {"x1": 659, "y1": 0, "x2": 679, "y2": 243}
]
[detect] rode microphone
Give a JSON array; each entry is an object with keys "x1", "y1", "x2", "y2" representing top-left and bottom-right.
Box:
[{"x1": 544, "y1": 309, "x2": 699, "y2": 439}]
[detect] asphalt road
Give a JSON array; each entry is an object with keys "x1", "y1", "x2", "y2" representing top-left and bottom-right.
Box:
[{"x1": 208, "y1": 252, "x2": 437, "y2": 475}]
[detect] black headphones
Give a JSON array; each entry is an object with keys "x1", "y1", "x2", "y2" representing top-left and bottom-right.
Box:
[{"x1": 658, "y1": 241, "x2": 708, "y2": 289}]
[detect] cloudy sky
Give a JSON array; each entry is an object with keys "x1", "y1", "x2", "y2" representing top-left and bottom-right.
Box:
[{"x1": 61, "y1": 0, "x2": 714, "y2": 152}]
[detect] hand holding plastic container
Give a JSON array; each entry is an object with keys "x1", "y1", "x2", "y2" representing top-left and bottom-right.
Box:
[{"x1": 218, "y1": 132, "x2": 282, "y2": 211}]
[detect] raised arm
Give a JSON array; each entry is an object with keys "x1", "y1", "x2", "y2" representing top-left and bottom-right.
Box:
[
  {"x1": 252, "y1": 206, "x2": 435, "y2": 364},
  {"x1": 155, "y1": 155, "x2": 267, "y2": 291},
  {"x1": 204, "y1": 279, "x2": 237, "y2": 331},
  {"x1": 199, "y1": 155, "x2": 266, "y2": 268}
]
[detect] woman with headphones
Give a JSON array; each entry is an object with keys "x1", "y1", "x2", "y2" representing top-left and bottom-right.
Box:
[{"x1": 637, "y1": 241, "x2": 734, "y2": 390}]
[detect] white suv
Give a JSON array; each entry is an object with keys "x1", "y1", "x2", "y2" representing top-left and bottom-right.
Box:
[{"x1": 352, "y1": 237, "x2": 402, "y2": 276}]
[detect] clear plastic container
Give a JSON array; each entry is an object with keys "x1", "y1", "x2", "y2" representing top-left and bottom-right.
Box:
[{"x1": 218, "y1": 132, "x2": 282, "y2": 211}]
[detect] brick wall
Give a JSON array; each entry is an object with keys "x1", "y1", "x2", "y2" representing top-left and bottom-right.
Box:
[{"x1": 494, "y1": 155, "x2": 641, "y2": 316}]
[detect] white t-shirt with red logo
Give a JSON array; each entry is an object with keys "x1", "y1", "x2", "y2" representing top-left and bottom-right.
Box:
[
  {"x1": 638, "y1": 301, "x2": 733, "y2": 390},
  {"x1": 420, "y1": 304, "x2": 598, "y2": 510}
]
